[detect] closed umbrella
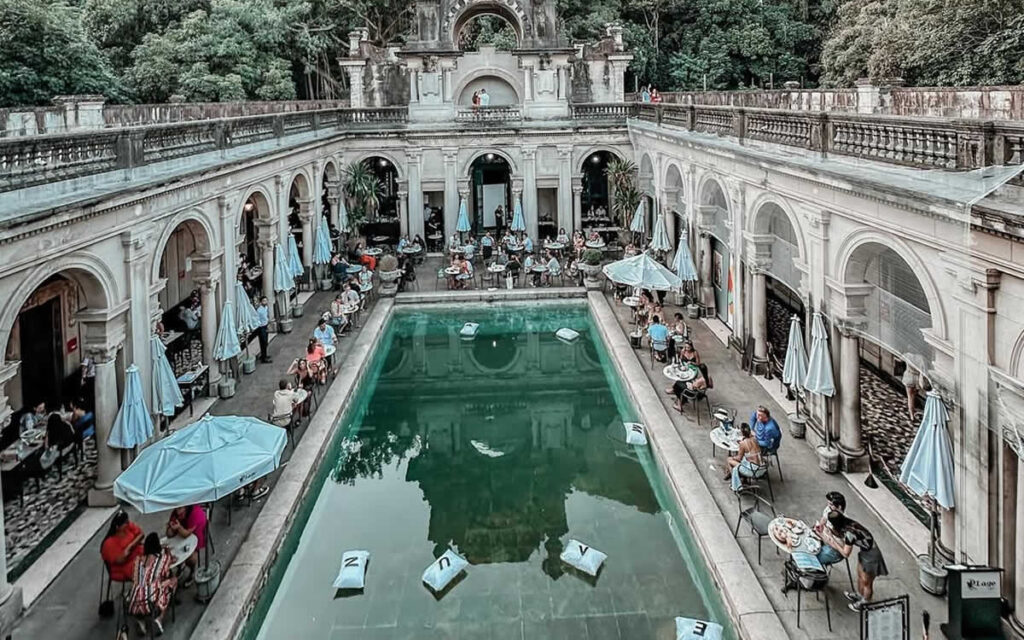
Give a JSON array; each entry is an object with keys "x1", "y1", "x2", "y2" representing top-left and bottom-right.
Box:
[
  {"x1": 510, "y1": 195, "x2": 526, "y2": 233},
  {"x1": 287, "y1": 234, "x2": 304, "y2": 278},
  {"x1": 113, "y1": 414, "x2": 287, "y2": 513},
  {"x1": 602, "y1": 251, "x2": 682, "y2": 292},
  {"x1": 150, "y1": 336, "x2": 183, "y2": 418},
  {"x1": 456, "y1": 196, "x2": 471, "y2": 240},
  {"x1": 803, "y1": 312, "x2": 836, "y2": 447},
  {"x1": 629, "y1": 200, "x2": 646, "y2": 234},
  {"x1": 900, "y1": 391, "x2": 954, "y2": 566},
  {"x1": 338, "y1": 197, "x2": 350, "y2": 233},
  {"x1": 213, "y1": 301, "x2": 242, "y2": 363},
  {"x1": 649, "y1": 211, "x2": 671, "y2": 252},
  {"x1": 313, "y1": 217, "x2": 332, "y2": 265},
  {"x1": 273, "y1": 243, "x2": 294, "y2": 293},
  {"x1": 108, "y1": 364, "x2": 154, "y2": 449},
  {"x1": 234, "y1": 282, "x2": 259, "y2": 335},
  {"x1": 671, "y1": 230, "x2": 698, "y2": 281},
  {"x1": 782, "y1": 315, "x2": 808, "y2": 414}
]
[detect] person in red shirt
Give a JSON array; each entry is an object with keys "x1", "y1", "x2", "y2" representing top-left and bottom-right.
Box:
[{"x1": 100, "y1": 511, "x2": 144, "y2": 582}]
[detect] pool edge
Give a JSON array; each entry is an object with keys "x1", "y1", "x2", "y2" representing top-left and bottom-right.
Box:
[
  {"x1": 587, "y1": 292, "x2": 789, "y2": 640},
  {"x1": 192, "y1": 299, "x2": 396, "y2": 640}
]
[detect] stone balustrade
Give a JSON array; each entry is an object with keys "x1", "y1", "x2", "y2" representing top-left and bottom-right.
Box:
[
  {"x1": 455, "y1": 106, "x2": 523, "y2": 123},
  {"x1": 569, "y1": 103, "x2": 634, "y2": 120}
]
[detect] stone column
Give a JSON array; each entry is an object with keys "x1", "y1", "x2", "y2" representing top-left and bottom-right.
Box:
[
  {"x1": 325, "y1": 181, "x2": 341, "y2": 233},
  {"x1": 340, "y1": 60, "x2": 366, "y2": 108},
  {"x1": 297, "y1": 197, "x2": 314, "y2": 270},
  {"x1": 407, "y1": 149, "x2": 424, "y2": 240},
  {"x1": 523, "y1": 146, "x2": 539, "y2": 240},
  {"x1": 88, "y1": 346, "x2": 122, "y2": 505},
  {"x1": 443, "y1": 148, "x2": 459, "y2": 240},
  {"x1": 0, "y1": 362, "x2": 22, "y2": 615},
  {"x1": 572, "y1": 179, "x2": 583, "y2": 231},
  {"x1": 397, "y1": 189, "x2": 409, "y2": 237},
  {"x1": 750, "y1": 265, "x2": 768, "y2": 368},
  {"x1": 697, "y1": 205, "x2": 716, "y2": 313},
  {"x1": 258, "y1": 235, "x2": 275, "y2": 318},
  {"x1": 194, "y1": 263, "x2": 223, "y2": 395},
  {"x1": 557, "y1": 146, "x2": 573, "y2": 233},
  {"x1": 408, "y1": 68, "x2": 419, "y2": 103},
  {"x1": 121, "y1": 227, "x2": 153, "y2": 409},
  {"x1": 837, "y1": 319, "x2": 866, "y2": 467},
  {"x1": 1016, "y1": 452, "x2": 1024, "y2": 625}
]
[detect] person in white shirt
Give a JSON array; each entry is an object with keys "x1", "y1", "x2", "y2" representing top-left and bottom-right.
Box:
[
  {"x1": 342, "y1": 283, "x2": 361, "y2": 307},
  {"x1": 544, "y1": 251, "x2": 560, "y2": 286},
  {"x1": 329, "y1": 295, "x2": 349, "y2": 332},
  {"x1": 272, "y1": 379, "x2": 302, "y2": 421},
  {"x1": 479, "y1": 89, "x2": 490, "y2": 106},
  {"x1": 448, "y1": 233, "x2": 461, "y2": 252}
]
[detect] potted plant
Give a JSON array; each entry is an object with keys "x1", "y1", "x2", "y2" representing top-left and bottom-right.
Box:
[
  {"x1": 579, "y1": 249, "x2": 604, "y2": 289},
  {"x1": 378, "y1": 254, "x2": 401, "y2": 297},
  {"x1": 605, "y1": 157, "x2": 641, "y2": 244},
  {"x1": 344, "y1": 161, "x2": 380, "y2": 234}
]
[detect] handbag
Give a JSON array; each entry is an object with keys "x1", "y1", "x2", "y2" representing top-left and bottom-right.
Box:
[{"x1": 98, "y1": 599, "x2": 115, "y2": 617}]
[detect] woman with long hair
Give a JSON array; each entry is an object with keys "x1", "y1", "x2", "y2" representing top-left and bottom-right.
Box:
[{"x1": 127, "y1": 533, "x2": 177, "y2": 635}]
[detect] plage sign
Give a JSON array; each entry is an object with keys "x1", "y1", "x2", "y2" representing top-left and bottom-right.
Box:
[{"x1": 962, "y1": 572, "x2": 1000, "y2": 599}]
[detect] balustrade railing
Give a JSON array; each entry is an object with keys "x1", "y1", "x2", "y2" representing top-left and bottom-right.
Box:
[
  {"x1": 570, "y1": 103, "x2": 633, "y2": 120},
  {"x1": 455, "y1": 106, "x2": 523, "y2": 123}
]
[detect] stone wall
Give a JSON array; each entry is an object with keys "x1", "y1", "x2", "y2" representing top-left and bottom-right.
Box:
[{"x1": 631, "y1": 85, "x2": 1024, "y2": 120}]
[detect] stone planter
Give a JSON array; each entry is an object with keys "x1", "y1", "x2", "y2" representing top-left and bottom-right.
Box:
[
  {"x1": 917, "y1": 555, "x2": 948, "y2": 595},
  {"x1": 788, "y1": 413, "x2": 806, "y2": 439},
  {"x1": 686, "y1": 303, "x2": 701, "y2": 319},
  {"x1": 195, "y1": 560, "x2": 222, "y2": 603},
  {"x1": 218, "y1": 377, "x2": 236, "y2": 399},
  {"x1": 240, "y1": 354, "x2": 257, "y2": 375},
  {"x1": 379, "y1": 270, "x2": 401, "y2": 298},
  {"x1": 817, "y1": 445, "x2": 840, "y2": 473},
  {"x1": 318, "y1": 278, "x2": 333, "y2": 291},
  {"x1": 579, "y1": 263, "x2": 602, "y2": 290},
  {"x1": 277, "y1": 317, "x2": 293, "y2": 334},
  {"x1": 379, "y1": 270, "x2": 401, "y2": 285},
  {"x1": 291, "y1": 302, "x2": 304, "y2": 318}
]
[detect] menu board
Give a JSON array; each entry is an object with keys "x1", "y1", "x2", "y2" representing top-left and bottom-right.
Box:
[{"x1": 861, "y1": 595, "x2": 909, "y2": 640}]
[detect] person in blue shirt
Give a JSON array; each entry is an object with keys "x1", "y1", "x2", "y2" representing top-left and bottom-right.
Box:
[
  {"x1": 647, "y1": 315, "x2": 670, "y2": 362},
  {"x1": 481, "y1": 231, "x2": 494, "y2": 261},
  {"x1": 313, "y1": 317, "x2": 336, "y2": 349},
  {"x1": 750, "y1": 406, "x2": 782, "y2": 451},
  {"x1": 523, "y1": 235, "x2": 533, "y2": 253}
]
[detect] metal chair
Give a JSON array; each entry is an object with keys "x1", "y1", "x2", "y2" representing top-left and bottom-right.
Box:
[
  {"x1": 785, "y1": 560, "x2": 832, "y2": 632},
  {"x1": 680, "y1": 387, "x2": 712, "y2": 425},
  {"x1": 733, "y1": 491, "x2": 777, "y2": 564},
  {"x1": 650, "y1": 338, "x2": 669, "y2": 368},
  {"x1": 763, "y1": 445, "x2": 785, "y2": 483},
  {"x1": 268, "y1": 412, "x2": 297, "y2": 451}
]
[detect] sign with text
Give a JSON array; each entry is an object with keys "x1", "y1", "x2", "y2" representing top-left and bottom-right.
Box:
[
  {"x1": 860, "y1": 595, "x2": 909, "y2": 640},
  {"x1": 961, "y1": 571, "x2": 1001, "y2": 599}
]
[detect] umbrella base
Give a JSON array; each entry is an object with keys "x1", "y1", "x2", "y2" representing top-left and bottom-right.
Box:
[
  {"x1": 277, "y1": 318, "x2": 293, "y2": 334},
  {"x1": 917, "y1": 555, "x2": 948, "y2": 595},
  {"x1": 816, "y1": 445, "x2": 840, "y2": 474},
  {"x1": 241, "y1": 356, "x2": 257, "y2": 375},
  {"x1": 787, "y1": 413, "x2": 806, "y2": 439},
  {"x1": 195, "y1": 561, "x2": 222, "y2": 603},
  {"x1": 319, "y1": 278, "x2": 334, "y2": 291},
  {"x1": 291, "y1": 303, "x2": 304, "y2": 318}
]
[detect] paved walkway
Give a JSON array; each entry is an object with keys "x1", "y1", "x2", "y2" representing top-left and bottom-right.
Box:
[
  {"x1": 604, "y1": 292, "x2": 945, "y2": 639},
  {"x1": 13, "y1": 288, "x2": 358, "y2": 640}
]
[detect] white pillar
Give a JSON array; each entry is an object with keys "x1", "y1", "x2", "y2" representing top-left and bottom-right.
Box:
[
  {"x1": 258, "y1": 231, "x2": 276, "y2": 312},
  {"x1": 298, "y1": 197, "x2": 314, "y2": 270},
  {"x1": 121, "y1": 228, "x2": 153, "y2": 409},
  {"x1": 572, "y1": 179, "x2": 583, "y2": 231},
  {"x1": 523, "y1": 146, "x2": 539, "y2": 240},
  {"x1": 700, "y1": 232, "x2": 714, "y2": 312},
  {"x1": 89, "y1": 347, "x2": 122, "y2": 505},
  {"x1": 443, "y1": 149, "x2": 458, "y2": 240},
  {"x1": 341, "y1": 61, "x2": 366, "y2": 108},
  {"x1": 1015, "y1": 453, "x2": 1024, "y2": 622},
  {"x1": 837, "y1": 321, "x2": 865, "y2": 460},
  {"x1": 197, "y1": 275, "x2": 222, "y2": 393},
  {"x1": 407, "y1": 149, "x2": 424, "y2": 240},
  {"x1": 398, "y1": 189, "x2": 409, "y2": 237},
  {"x1": 326, "y1": 181, "x2": 340, "y2": 234},
  {"x1": 750, "y1": 267, "x2": 767, "y2": 366},
  {"x1": 557, "y1": 146, "x2": 573, "y2": 233},
  {"x1": 0, "y1": 362, "x2": 20, "y2": 606}
]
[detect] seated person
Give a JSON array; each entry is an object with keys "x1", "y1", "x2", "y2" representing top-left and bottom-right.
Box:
[
  {"x1": 166, "y1": 505, "x2": 207, "y2": 583},
  {"x1": 341, "y1": 283, "x2": 360, "y2": 308},
  {"x1": 287, "y1": 357, "x2": 316, "y2": 392},
  {"x1": 448, "y1": 233, "x2": 461, "y2": 252},
  {"x1": 524, "y1": 254, "x2": 541, "y2": 287},
  {"x1": 813, "y1": 491, "x2": 848, "y2": 566},
  {"x1": 313, "y1": 317, "x2": 336, "y2": 350},
  {"x1": 523, "y1": 235, "x2": 534, "y2": 253},
  {"x1": 672, "y1": 312, "x2": 688, "y2": 337},
  {"x1": 556, "y1": 228, "x2": 569, "y2": 243},
  {"x1": 506, "y1": 253, "x2": 521, "y2": 278},
  {"x1": 44, "y1": 412, "x2": 76, "y2": 453},
  {"x1": 304, "y1": 339, "x2": 328, "y2": 383},
  {"x1": 20, "y1": 401, "x2": 46, "y2": 434},
  {"x1": 463, "y1": 238, "x2": 476, "y2": 261},
  {"x1": 750, "y1": 405, "x2": 782, "y2": 451},
  {"x1": 397, "y1": 235, "x2": 409, "y2": 251},
  {"x1": 724, "y1": 423, "x2": 763, "y2": 492},
  {"x1": 101, "y1": 510, "x2": 144, "y2": 583},
  {"x1": 647, "y1": 315, "x2": 670, "y2": 362},
  {"x1": 678, "y1": 340, "x2": 701, "y2": 365},
  {"x1": 358, "y1": 265, "x2": 372, "y2": 286},
  {"x1": 455, "y1": 256, "x2": 473, "y2": 289},
  {"x1": 543, "y1": 251, "x2": 560, "y2": 285},
  {"x1": 669, "y1": 363, "x2": 708, "y2": 413},
  {"x1": 127, "y1": 533, "x2": 177, "y2": 635},
  {"x1": 329, "y1": 295, "x2": 349, "y2": 332}
]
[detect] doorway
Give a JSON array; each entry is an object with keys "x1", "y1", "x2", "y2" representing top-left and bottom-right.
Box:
[
  {"x1": 711, "y1": 237, "x2": 731, "y2": 326},
  {"x1": 470, "y1": 154, "x2": 511, "y2": 234},
  {"x1": 19, "y1": 298, "x2": 64, "y2": 407}
]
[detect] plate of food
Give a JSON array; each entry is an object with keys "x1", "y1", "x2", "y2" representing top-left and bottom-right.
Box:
[{"x1": 20, "y1": 428, "x2": 43, "y2": 442}]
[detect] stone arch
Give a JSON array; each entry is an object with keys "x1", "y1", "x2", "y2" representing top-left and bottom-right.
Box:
[
  {"x1": 1011, "y1": 331, "x2": 1024, "y2": 380},
  {"x1": 663, "y1": 161, "x2": 686, "y2": 212},
  {"x1": 347, "y1": 151, "x2": 406, "y2": 180},
  {"x1": 0, "y1": 254, "x2": 118, "y2": 364},
  {"x1": 698, "y1": 174, "x2": 729, "y2": 211},
  {"x1": 835, "y1": 230, "x2": 946, "y2": 341},
  {"x1": 467, "y1": 336, "x2": 522, "y2": 374},
  {"x1": 638, "y1": 153, "x2": 655, "y2": 195},
  {"x1": 149, "y1": 210, "x2": 217, "y2": 285},
  {"x1": 322, "y1": 158, "x2": 340, "y2": 184},
  {"x1": 238, "y1": 185, "x2": 276, "y2": 227},
  {"x1": 461, "y1": 148, "x2": 519, "y2": 176},
  {"x1": 575, "y1": 145, "x2": 626, "y2": 173},
  {"x1": 747, "y1": 195, "x2": 807, "y2": 261},
  {"x1": 287, "y1": 168, "x2": 313, "y2": 203},
  {"x1": 446, "y1": 0, "x2": 529, "y2": 44},
  {"x1": 454, "y1": 68, "x2": 524, "y2": 106}
]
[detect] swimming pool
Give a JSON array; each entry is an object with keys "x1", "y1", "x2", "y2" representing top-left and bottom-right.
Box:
[{"x1": 249, "y1": 302, "x2": 732, "y2": 639}]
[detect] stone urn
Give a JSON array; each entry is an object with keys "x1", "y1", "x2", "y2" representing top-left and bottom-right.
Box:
[
  {"x1": 277, "y1": 317, "x2": 293, "y2": 334},
  {"x1": 218, "y1": 376, "x2": 236, "y2": 399},
  {"x1": 788, "y1": 413, "x2": 806, "y2": 439},
  {"x1": 917, "y1": 554, "x2": 948, "y2": 595},
  {"x1": 817, "y1": 445, "x2": 840, "y2": 473},
  {"x1": 379, "y1": 270, "x2": 401, "y2": 297},
  {"x1": 579, "y1": 263, "x2": 603, "y2": 289}
]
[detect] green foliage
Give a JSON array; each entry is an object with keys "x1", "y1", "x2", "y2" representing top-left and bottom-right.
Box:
[
  {"x1": 344, "y1": 161, "x2": 382, "y2": 230},
  {"x1": 605, "y1": 158, "x2": 641, "y2": 229},
  {"x1": 582, "y1": 249, "x2": 604, "y2": 265},
  {"x1": 458, "y1": 15, "x2": 518, "y2": 51},
  {"x1": 0, "y1": 0, "x2": 124, "y2": 107}
]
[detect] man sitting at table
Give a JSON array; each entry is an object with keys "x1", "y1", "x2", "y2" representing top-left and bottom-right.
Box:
[
  {"x1": 750, "y1": 405, "x2": 782, "y2": 452},
  {"x1": 813, "y1": 491, "x2": 848, "y2": 567},
  {"x1": 542, "y1": 251, "x2": 560, "y2": 286},
  {"x1": 342, "y1": 283, "x2": 360, "y2": 308},
  {"x1": 647, "y1": 315, "x2": 670, "y2": 362},
  {"x1": 329, "y1": 295, "x2": 349, "y2": 333},
  {"x1": 313, "y1": 317, "x2": 336, "y2": 350}
]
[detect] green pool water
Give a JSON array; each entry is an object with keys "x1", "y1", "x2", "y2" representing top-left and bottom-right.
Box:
[{"x1": 250, "y1": 302, "x2": 732, "y2": 640}]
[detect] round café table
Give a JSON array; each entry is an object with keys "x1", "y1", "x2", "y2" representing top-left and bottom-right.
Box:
[
  {"x1": 346, "y1": 265, "x2": 363, "y2": 275},
  {"x1": 545, "y1": 242, "x2": 566, "y2": 253},
  {"x1": 363, "y1": 247, "x2": 382, "y2": 257},
  {"x1": 444, "y1": 266, "x2": 461, "y2": 289},
  {"x1": 402, "y1": 246, "x2": 422, "y2": 255},
  {"x1": 585, "y1": 240, "x2": 606, "y2": 250},
  {"x1": 161, "y1": 534, "x2": 198, "y2": 569},
  {"x1": 487, "y1": 264, "x2": 506, "y2": 273},
  {"x1": 709, "y1": 426, "x2": 742, "y2": 456},
  {"x1": 663, "y1": 363, "x2": 698, "y2": 383},
  {"x1": 371, "y1": 235, "x2": 389, "y2": 245},
  {"x1": 767, "y1": 517, "x2": 822, "y2": 555},
  {"x1": 622, "y1": 296, "x2": 640, "y2": 308},
  {"x1": 323, "y1": 344, "x2": 336, "y2": 358}
]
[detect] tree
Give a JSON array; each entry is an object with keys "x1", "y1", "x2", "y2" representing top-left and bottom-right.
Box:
[
  {"x1": 0, "y1": 0, "x2": 123, "y2": 107},
  {"x1": 344, "y1": 161, "x2": 382, "y2": 230},
  {"x1": 605, "y1": 158, "x2": 640, "y2": 229}
]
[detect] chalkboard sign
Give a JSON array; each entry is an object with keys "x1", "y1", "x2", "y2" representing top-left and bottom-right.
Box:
[{"x1": 860, "y1": 595, "x2": 908, "y2": 640}]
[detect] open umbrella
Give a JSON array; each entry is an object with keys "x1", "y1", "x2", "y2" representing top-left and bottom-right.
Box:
[
  {"x1": 150, "y1": 336, "x2": 183, "y2": 418},
  {"x1": 456, "y1": 196, "x2": 471, "y2": 240},
  {"x1": 113, "y1": 414, "x2": 287, "y2": 513},
  {"x1": 273, "y1": 243, "x2": 294, "y2": 293},
  {"x1": 803, "y1": 312, "x2": 836, "y2": 446},
  {"x1": 108, "y1": 364, "x2": 154, "y2": 449},
  {"x1": 510, "y1": 195, "x2": 526, "y2": 233},
  {"x1": 602, "y1": 251, "x2": 682, "y2": 292},
  {"x1": 213, "y1": 301, "x2": 242, "y2": 363},
  {"x1": 287, "y1": 234, "x2": 304, "y2": 278},
  {"x1": 782, "y1": 315, "x2": 809, "y2": 415},
  {"x1": 649, "y1": 211, "x2": 671, "y2": 252},
  {"x1": 630, "y1": 200, "x2": 646, "y2": 234},
  {"x1": 899, "y1": 391, "x2": 954, "y2": 566}
]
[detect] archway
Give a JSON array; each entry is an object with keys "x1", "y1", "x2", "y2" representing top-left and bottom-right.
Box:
[
  {"x1": 287, "y1": 173, "x2": 311, "y2": 270},
  {"x1": 456, "y1": 12, "x2": 519, "y2": 51},
  {"x1": 751, "y1": 202, "x2": 805, "y2": 362},
  {"x1": 663, "y1": 163, "x2": 686, "y2": 253},
  {"x1": 699, "y1": 177, "x2": 732, "y2": 325},
  {"x1": 350, "y1": 156, "x2": 400, "y2": 242},
  {"x1": 237, "y1": 190, "x2": 273, "y2": 300},
  {"x1": 457, "y1": 75, "x2": 520, "y2": 106},
  {"x1": 469, "y1": 152, "x2": 512, "y2": 234},
  {"x1": 580, "y1": 150, "x2": 620, "y2": 230},
  {"x1": 450, "y1": 1, "x2": 526, "y2": 46}
]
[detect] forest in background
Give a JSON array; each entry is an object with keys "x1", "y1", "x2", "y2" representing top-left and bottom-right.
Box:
[{"x1": 1, "y1": 0, "x2": 1023, "y2": 107}]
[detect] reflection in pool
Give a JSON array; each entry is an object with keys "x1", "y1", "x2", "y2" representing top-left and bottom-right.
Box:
[{"x1": 253, "y1": 303, "x2": 731, "y2": 640}]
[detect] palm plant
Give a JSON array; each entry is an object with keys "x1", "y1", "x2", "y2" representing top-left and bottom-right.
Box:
[
  {"x1": 604, "y1": 158, "x2": 641, "y2": 229},
  {"x1": 344, "y1": 161, "x2": 383, "y2": 230}
]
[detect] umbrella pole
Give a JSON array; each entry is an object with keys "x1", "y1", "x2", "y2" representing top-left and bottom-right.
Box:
[{"x1": 929, "y1": 504, "x2": 937, "y2": 567}]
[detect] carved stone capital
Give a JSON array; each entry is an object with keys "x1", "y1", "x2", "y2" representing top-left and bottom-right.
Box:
[{"x1": 522, "y1": 146, "x2": 537, "y2": 161}]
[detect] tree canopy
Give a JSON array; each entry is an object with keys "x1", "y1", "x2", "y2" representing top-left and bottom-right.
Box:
[{"x1": 1, "y1": 0, "x2": 1022, "y2": 107}]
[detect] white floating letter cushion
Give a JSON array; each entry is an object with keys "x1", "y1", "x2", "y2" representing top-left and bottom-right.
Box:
[
  {"x1": 460, "y1": 322, "x2": 479, "y2": 338},
  {"x1": 675, "y1": 617, "x2": 723, "y2": 640},
  {"x1": 624, "y1": 422, "x2": 648, "y2": 446},
  {"x1": 555, "y1": 327, "x2": 580, "y2": 343},
  {"x1": 421, "y1": 549, "x2": 469, "y2": 592},
  {"x1": 559, "y1": 539, "x2": 607, "y2": 576},
  {"x1": 333, "y1": 550, "x2": 370, "y2": 589}
]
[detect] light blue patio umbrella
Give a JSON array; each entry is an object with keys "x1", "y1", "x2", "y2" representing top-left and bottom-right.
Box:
[
  {"x1": 113, "y1": 414, "x2": 287, "y2": 513},
  {"x1": 781, "y1": 315, "x2": 808, "y2": 414},
  {"x1": 150, "y1": 336, "x2": 183, "y2": 418},
  {"x1": 803, "y1": 312, "x2": 836, "y2": 446},
  {"x1": 602, "y1": 251, "x2": 682, "y2": 292},
  {"x1": 456, "y1": 196, "x2": 471, "y2": 239},
  {"x1": 287, "y1": 234, "x2": 304, "y2": 278},
  {"x1": 108, "y1": 364, "x2": 154, "y2": 449},
  {"x1": 629, "y1": 199, "x2": 646, "y2": 234},
  {"x1": 671, "y1": 230, "x2": 698, "y2": 282},
  {"x1": 213, "y1": 300, "x2": 242, "y2": 363},
  {"x1": 510, "y1": 195, "x2": 526, "y2": 233},
  {"x1": 900, "y1": 390, "x2": 954, "y2": 566},
  {"x1": 313, "y1": 217, "x2": 332, "y2": 266},
  {"x1": 273, "y1": 243, "x2": 294, "y2": 293},
  {"x1": 338, "y1": 197, "x2": 350, "y2": 233},
  {"x1": 234, "y1": 281, "x2": 260, "y2": 336},
  {"x1": 649, "y1": 211, "x2": 672, "y2": 252}
]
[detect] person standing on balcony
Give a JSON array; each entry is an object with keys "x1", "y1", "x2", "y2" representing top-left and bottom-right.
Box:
[
  {"x1": 472, "y1": 90, "x2": 480, "y2": 108},
  {"x1": 651, "y1": 87, "x2": 662, "y2": 103},
  {"x1": 479, "y1": 89, "x2": 490, "y2": 106},
  {"x1": 640, "y1": 85, "x2": 651, "y2": 102}
]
